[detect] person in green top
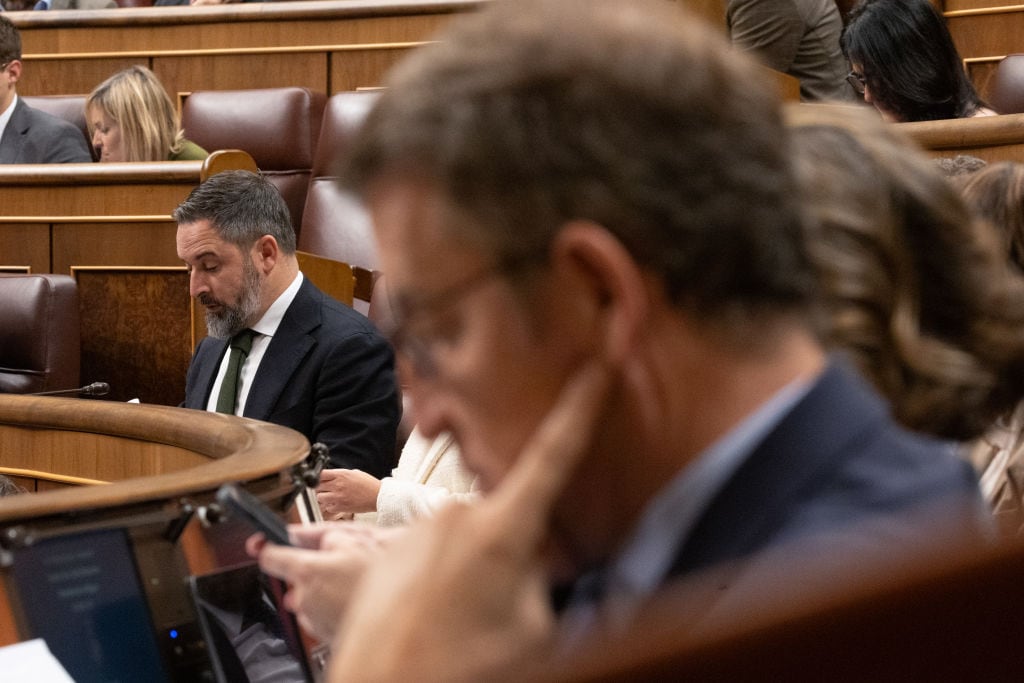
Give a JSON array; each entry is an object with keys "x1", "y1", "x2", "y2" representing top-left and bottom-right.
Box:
[{"x1": 86, "y1": 65, "x2": 208, "y2": 162}]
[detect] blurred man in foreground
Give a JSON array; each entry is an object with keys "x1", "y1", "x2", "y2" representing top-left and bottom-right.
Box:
[{"x1": 258, "y1": 1, "x2": 988, "y2": 678}]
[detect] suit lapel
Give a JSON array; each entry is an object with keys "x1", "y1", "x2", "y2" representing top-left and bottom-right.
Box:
[{"x1": 243, "y1": 278, "x2": 321, "y2": 421}]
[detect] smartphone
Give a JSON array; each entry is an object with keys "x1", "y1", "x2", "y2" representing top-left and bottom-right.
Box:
[{"x1": 215, "y1": 483, "x2": 292, "y2": 546}]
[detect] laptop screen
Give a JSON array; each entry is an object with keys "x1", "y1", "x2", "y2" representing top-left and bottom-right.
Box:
[{"x1": 9, "y1": 527, "x2": 169, "y2": 682}]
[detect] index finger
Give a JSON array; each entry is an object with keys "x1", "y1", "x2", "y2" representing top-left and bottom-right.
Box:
[
  {"x1": 487, "y1": 358, "x2": 613, "y2": 546},
  {"x1": 317, "y1": 468, "x2": 342, "y2": 483},
  {"x1": 258, "y1": 541, "x2": 317, "y2": 582}
]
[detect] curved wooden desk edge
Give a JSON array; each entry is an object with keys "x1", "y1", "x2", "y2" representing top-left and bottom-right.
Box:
[
  {"x1": 897, "y1": 111, "x2": 1024, "y2": 149},
  {"x1": 0, "y1": 395, "x2": 309, "y2": 523}
]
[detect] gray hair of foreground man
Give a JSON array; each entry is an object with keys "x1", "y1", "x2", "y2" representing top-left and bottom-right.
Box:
[
  {"x1": 340, "y1": 0, "x2": 816, "y2": 332},
  {"x1": 173, "y1": 170, "x2": 296, "y2": 253}
]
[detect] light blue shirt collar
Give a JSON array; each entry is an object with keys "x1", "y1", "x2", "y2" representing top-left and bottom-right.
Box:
[{"x1": 605, "y1": 374, "x2": 815, "y2": 615}]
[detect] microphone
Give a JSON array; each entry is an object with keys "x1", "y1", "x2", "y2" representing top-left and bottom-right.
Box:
[{"x1": 30, "y1": 382, "x2": 110, "y2": 397}]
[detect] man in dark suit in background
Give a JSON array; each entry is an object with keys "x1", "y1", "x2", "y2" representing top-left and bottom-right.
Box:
[
  {"x1": 0, "y1": 16, "x2": 92, "y2": 163},
  {"x1": 177, "y1": 170, "x2": 399, "y2": 479},
  {"x1": 256, "y1": 1, "x2": 991, "y2": 678}
]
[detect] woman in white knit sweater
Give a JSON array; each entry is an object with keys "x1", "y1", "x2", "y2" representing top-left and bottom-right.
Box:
[{"x1": 316, "y1": 426, "x2": 478, "y2": 525}]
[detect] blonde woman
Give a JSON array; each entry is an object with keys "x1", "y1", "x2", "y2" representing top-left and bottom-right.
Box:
[{"x1": 86, "y1": 66, "x2": 207, "y2": 162}]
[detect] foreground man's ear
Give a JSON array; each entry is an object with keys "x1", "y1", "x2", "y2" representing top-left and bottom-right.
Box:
[{"x1": 550, "y1": 221, "x2": 649, "y2": 366}]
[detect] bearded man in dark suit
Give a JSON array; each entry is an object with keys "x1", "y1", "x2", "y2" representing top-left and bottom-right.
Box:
[{"x1": 177, "y1": 170, "x2": 399, "y2": 480}]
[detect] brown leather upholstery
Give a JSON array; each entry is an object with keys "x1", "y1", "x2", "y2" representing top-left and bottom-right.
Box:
[
  {"x1": 21, "y1": 95, "x2": 96, "y2": 161},
  {"x1": 0, "y1": 274, "x2": 81, "y2": 394},
  {"x1": 989, "y1": 54, "x2": 1024, "y2": 114},
  {"x1": 180, "y1": 87, "x2": 327, "y2": 235},
  {"x1": 298, "y1": 91, "x2": 381, "y2": 273}
]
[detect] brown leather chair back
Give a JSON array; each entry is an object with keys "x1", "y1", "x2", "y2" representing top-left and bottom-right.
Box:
[
  {"x1": 181, "y1": 87, "x2": 327, "y2": 235},
  {"x1": 989, "y1": 54, "x2": 1024, "y2": 114},
  {"x1": 21, "y1": 95, "x2": 95, "y2": 161},
  {"x1": 298, "y1": 91, "x2": 380, "y2": 273},
  {"x1": 0, "y1": 274, "x2": 81, "y2": 394}
]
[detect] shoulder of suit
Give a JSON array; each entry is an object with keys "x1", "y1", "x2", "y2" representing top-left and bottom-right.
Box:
[
  {"x1": 19, "y1": 102, "x2": 81, "y2": 134},
  {"x1": 320, "y1": 297, "x2": 381, "y2": 335}
]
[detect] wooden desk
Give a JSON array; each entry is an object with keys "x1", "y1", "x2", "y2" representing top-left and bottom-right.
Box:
[
  {"x1": 0, "y1": 394, "x2": 308, "y2": 524},
  {"x1": 943, "y1": 2, "x2": 1024, "y2": 98},
  {"x1": 896, "y1": 112, "x2": 1024, "y2": 162},
  {"x1": 0, "y1": 394, "x2": 310, "y2": 665},
  {"x1": 7, "y1": 0, "x2": 735, "y2": 100},
  {"x1": 10, "y1": 0, "x2": 480, "y2": 98}
]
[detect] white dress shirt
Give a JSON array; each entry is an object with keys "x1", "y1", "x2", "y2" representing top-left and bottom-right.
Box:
[
  {"x1": 206, "y1": 272, "x2": 304, "y2": 415},
  {"x1": 0, "y1": 94, "x2": 19, "y2": 147}
]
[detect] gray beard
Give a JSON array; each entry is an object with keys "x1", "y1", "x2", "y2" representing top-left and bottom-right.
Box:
[{"x1": 203, "y1": 259, "x2": 262, "y2": 339}]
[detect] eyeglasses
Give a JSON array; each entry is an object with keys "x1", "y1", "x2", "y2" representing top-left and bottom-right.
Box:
[
  {"x1": 846, "y1": 71, "x2": 867, "y2": 95},
  {"x1": 384, "y1": 248, "x2": 547, "y2": 379}
]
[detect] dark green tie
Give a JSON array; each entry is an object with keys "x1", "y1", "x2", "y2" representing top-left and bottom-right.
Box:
[{"x1": 216, "y1": 329, "x2": 256, "y2": 415}]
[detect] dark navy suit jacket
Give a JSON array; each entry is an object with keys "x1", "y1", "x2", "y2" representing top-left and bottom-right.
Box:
[
  {"x1": 555, "y1": 361, "x2": 986, "y2": 618},
  {"x1": 183, "y1": 277, "x2": 400, "y2": 478},
  {"x1": 668, "y1": 361, "x2": 984, "y2": 580},
  {"x1": 0, "y1": 98, "x2": 93, "y2": 164}
]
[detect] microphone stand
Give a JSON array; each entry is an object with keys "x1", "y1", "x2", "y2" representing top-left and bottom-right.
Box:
[{"x1": 30, "y1": 382, "x2": 111, "y2": 397}]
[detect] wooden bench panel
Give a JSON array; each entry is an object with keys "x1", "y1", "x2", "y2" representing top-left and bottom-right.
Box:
[
  {"x1": 11, "y1": 1, "x2": 475, "y2": 97},
  {"x1": 8, "y1": 0, "x2": 729, "y2": 98},
  {"x1": 0, "y1": 224, "x2": 49, "y2": 274},
  {"x1": 330, "y1": 47, "x2": 412, "y2": 93},
  {"x1": 52, "y1": 221, "x2": 181, "y2": 273},
  {"x1": 943, "y1": 5, "x2": 1024, "y2": 98},
  {"x1": 18, "y1": 57, "x2": 145, "y2": 98},
  {"x1": 73, "y1": 267, "x2": 192, "y2": 407},
  {"x1": 154, "y1": 53, "x2": 327, "y2": 99},
  {"x1": 946, "y1": 8, "x2": 1019, "y2": 63}
]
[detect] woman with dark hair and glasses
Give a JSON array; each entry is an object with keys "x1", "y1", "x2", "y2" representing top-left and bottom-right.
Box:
[{"x1": 841, "y1": 0, "x2": 995, "y2": 122}]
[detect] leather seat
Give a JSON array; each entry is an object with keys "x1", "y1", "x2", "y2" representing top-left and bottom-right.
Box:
[
  {"x1": 297, "y1": 92, "x2": 380, "y2": 273},
  {"x1": 988, "y1": 54, "x2": 1024, "y2": 114},
  {"x1": 180, "y1": 87, "x2": 327, "y2": 235},
  {"x1": 0, "y1": 274, "x2": 81, "y2": 394},
  {"x1": 21, "y1": 95, "x2": 95, "y2": 161}
]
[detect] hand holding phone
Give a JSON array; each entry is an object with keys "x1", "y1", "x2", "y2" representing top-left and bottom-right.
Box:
[{"x1": 215, "y1": 483, "x2": 292, "y2": 546}]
